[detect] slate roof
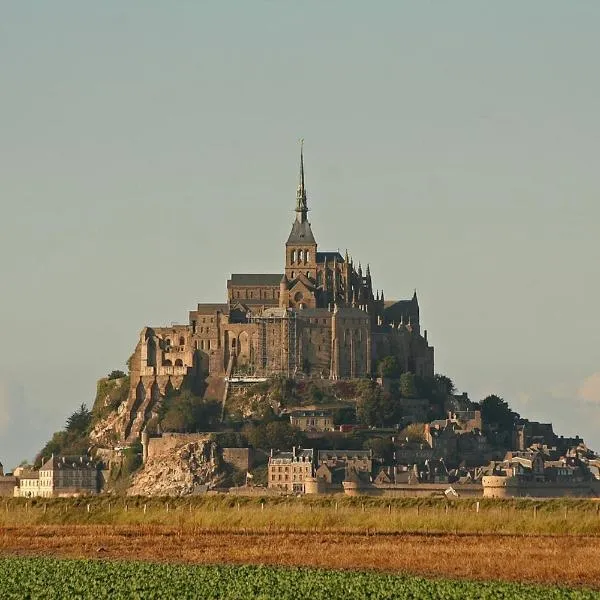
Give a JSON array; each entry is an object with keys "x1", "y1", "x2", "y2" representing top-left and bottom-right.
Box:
[
  {"x1": 227, "y1": 274, "x2": 283, "y2": 287},
  {"x1": 289, "y1": 409, "x2": 333, "y2": 418},
  {"x1": 40, "y1": 456, "x2": 96, "y2": 471},
  {"x1": 316, "y1": 251, "x2": 344, "y2": 263},
  {"x1": 286, "y1": 220, "x2": 316, "y2": 245},
  {"x1": 383, "y1": 299, "x2": 419, "y2": 323}
]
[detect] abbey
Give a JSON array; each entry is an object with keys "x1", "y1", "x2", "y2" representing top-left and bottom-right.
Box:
[{"x1": 123, "y1": 146, "x2": 434, "y2": 440}]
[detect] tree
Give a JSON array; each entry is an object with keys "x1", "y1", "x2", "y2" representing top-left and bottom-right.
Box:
[
  {"x1": 107, "y1": 370, "x2": 126, "y2": 380},
  {"x1": 378, "y1": 356, "x2": 401, "y2": 379},
  {"x1": 480, "y1": 395, "x2": 519, "y2": 434},
  {"x1": 356, "y1": 381, "x2": 382, "y2": 427},
  {"x1": 363, "y1": 437, "x2": 395, "y2": 464},
  {"x1": 65, "y1": 404, "x2": 92, "y2": 435},
  {"x1": 399, "y1": 423, "x2": 426, "y2": 444},
  {"x1": 400, "y1": 373, "x2": 417, "y2": 398}
]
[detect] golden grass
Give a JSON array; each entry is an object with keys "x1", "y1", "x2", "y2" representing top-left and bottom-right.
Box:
[{"x1": 2, "y1": 496, "x2": 600, "y2": 536}]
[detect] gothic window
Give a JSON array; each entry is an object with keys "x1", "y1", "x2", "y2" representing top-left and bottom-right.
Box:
[
  {"x1": 194, "y1": 341, "x2": 198, "y2": 350},
  {"x1": 291, "y1": 250, "x2": 296, "y2": 263},
  {"x1": 298, "y1": 249, "x2": 303, "y2": 263},
  {"x1": 305, "y1": 251, "x2": 310, "y2": 263},
  {"x1": 291, "y1": 271, "x2": 295, "y2": 279},
  {"x1": 294, "y1": 291, "x2": 303, "y2": 302},
  {"x1": 174, "y1": 359, "x2": 184, "y2": 367}
]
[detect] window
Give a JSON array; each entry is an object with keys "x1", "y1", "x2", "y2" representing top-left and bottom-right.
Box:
[
  {"x1": 179, "y1": 336, "x2": 185, "y2": 346},
  {"x1": 298, "y1": 249, "x2": 303, "y2": 263},
  {"x1": 291, "y1": 250, "x2": 296, "y2": 263},
  {"x1": 306, "y1": 251, "x2": 310, "y2": 263}
]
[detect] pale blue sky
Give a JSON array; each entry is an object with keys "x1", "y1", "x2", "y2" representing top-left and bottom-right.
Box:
[{"x1": 1, "y1": 2, "x2": 599, "y2": 469}]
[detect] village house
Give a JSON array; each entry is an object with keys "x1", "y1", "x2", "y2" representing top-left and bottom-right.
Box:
[
  {"x1": 288, "y1": 409, "x2": 334, "y2": 432},
  {"x1": 16, "y1": 456, "x2": 99, "y2": 498},
  {"x1": 268, "y1": 448, "x2": 314, "y2": 493}
]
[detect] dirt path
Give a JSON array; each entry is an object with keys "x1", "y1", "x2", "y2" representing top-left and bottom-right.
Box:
[{"x1": 1, "y1": 525, "x2": 599, "y2": 588}]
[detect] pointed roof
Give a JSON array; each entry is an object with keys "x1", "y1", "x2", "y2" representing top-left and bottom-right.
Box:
[{"x1": 287, "y1": 140, "x2": 316, "y2": 245}]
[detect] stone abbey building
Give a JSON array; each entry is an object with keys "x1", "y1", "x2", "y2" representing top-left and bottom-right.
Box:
[{"x1": 121, "y1": 146, "x2": 434, "y2": 440}]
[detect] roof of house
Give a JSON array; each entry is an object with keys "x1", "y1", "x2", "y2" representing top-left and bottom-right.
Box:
[
  {"x1": 270, "y1": 449, "x2": 314, "y2": 463},
  {"x1": 40, "y1": 456, "x2": 96, "y2": 471},
  {"x1": 318, "y1": 450, "x2": 372, "y2": 461},
  {"x1": 289, "y1": 409, "x2": 332, "y2": 418},
  {"x1": 227, "y1": 274, "x2": 283, "y2": 287}
]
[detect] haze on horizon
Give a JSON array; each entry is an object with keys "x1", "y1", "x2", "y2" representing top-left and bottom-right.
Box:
[{"x1": 1, "y1": 2, "x2": 599, "y2": 470}]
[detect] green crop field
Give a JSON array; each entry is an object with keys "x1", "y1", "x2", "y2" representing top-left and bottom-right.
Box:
[{"x1": 0, "y1": 557, "x2": 596, "y2": 600}]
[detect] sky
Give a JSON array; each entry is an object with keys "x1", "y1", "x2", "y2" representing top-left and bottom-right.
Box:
[{"x1": 1, "y1": 2, "x2": 599, "y2": 470}]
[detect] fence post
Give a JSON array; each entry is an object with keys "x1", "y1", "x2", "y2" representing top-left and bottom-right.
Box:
[
  {"x1": 388, "y1": 504, "x2": 391, "y2": 514},
  {"x1": 335, "y1": 502, "x2": 338, "y2": 512},
  {"x1": 143, "y1": 504, "x2": 147, "y2": 515},
  {"x1": 261, "y1": 501, "x2": 264, "y2": 512},
  {"x1": 87, "y1": 504, "x2": 90, "y2": 513},
  {"x1": 533, "y1": 506, "x2": 537, "y2": 519},
  {"x1": 237, "y1": 502, "x2": 240, "y2": 512},
  {"x1": 125, "y1": 504, "x2": 128, "y2": 512},
  {"x1": 476, "y1": 501, "x2": 480, "y2": 514},
  {"x1": 166, "y1": 503, "x2": 169, "y2": 513},
  {"x1": 108, "y1": 502, "x2": 111, "y2": 513}
]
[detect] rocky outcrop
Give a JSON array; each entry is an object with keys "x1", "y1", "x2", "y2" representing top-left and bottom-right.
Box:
[{"x1": 127, "y1": 439, "x2": 221, "y2": 496}]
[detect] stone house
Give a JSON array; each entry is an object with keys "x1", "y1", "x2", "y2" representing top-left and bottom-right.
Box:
[
  {"x1": 28, "y1": 456, "x2": 99, "y2": 498},
  {"x1": 268, "y1": 448, "x2": 314, "y2": 493},
  {"x1": 288, "y1": 409, "x2": 334, "y2": 432}
]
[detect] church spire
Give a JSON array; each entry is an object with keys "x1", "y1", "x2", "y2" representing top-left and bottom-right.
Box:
[{"x1": 295, "y1": 139, "x2": 308, "y2": 222}]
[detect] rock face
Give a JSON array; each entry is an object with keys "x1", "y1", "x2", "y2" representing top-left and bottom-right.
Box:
[{"x1": 128, "y1": 440, "x2": 221, "y2": 496}]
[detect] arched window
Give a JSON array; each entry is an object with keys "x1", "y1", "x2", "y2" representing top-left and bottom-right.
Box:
[
  {"x1": 174, "y1": 359, "x2": 184, "y2": 367},
  {"x1": 305, "y1": 251, "x2": 310, "y2": 263},
  {"x1": 165, "y1": 338, "x2": 171, "y2": 347},
  {"x1": 291, "y1": 271, "x2": 295, "y2": 279},
  {"x1": 291, "y1": 250, "x2": 296, "y2": 263},
  {"x1": 179, "y1": 336, "x2": 185, "y2": 347},
  {"x1": 298, "y1": 249, "x2": 303, "y2": 263},
  {"x1": 306, "y1": 271, "x2": 309, "y2": 278},
  {"x1": 163, "y1": 359, "x2": 172, "y2": 366}
]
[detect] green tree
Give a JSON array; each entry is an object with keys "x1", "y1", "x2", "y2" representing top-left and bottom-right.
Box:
[
  {"x1": 363, "y1": 437, "x2": 395, "y2": 463},
  {"x1": 400, "y1": 373, "x2": 417, "y2": 398},
  {"x1": 480, "y1": 395, "x2": 519, "y2": 437},
  {"x1": 378, "y1": 356, "x2": 401, "y2": 379},
  {"x1": 399, "y1": 423, "x2": 426, "y2": 444},
  {"x1": 65, "y1": 404, "x2": 92, "y2": 435},
  {"x1": 107, "y1": 370, "x2": 126, "y2": 380}
]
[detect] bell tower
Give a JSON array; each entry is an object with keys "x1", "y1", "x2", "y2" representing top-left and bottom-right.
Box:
[{"x1": 285, "y1": 140, "x2": 317, "y2": 282}]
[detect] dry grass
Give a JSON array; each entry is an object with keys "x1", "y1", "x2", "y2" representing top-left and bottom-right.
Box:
[
  {"x1": 1, "y1": 524, "x2": 599, "y2": 588},
  {"x1": 2, "y1": 497, "x2": 600, "y2": 536}
]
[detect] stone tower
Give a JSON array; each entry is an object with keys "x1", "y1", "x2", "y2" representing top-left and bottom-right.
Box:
[{"x1": 285, "y1": 141, "x2": 318, "y2": 282}]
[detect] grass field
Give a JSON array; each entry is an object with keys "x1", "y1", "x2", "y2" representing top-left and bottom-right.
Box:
[
  {"x1": 0, "y1": 557, "x2": 597, "y2": 600},
  {"x1": 2, "y1": 495, "x2": 600, "y2": 536}
]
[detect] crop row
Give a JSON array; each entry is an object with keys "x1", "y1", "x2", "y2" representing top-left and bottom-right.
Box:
[{"x1": 0, "y1": 558, "x2": 596, "y2": 599}]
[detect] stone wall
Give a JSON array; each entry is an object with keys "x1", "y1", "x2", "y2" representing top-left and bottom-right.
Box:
[{"x1": 222, "y1": 447, "x2": 253, "y2": 472}]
